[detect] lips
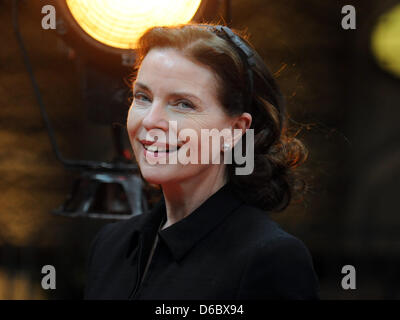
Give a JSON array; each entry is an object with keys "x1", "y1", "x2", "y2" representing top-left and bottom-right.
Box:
[
  {"x1": 139, "y1": 139, "x2": 182, "y2": 154},
  {"x1": 143, "y1": 144, "x2": 179, "y2": 153}
]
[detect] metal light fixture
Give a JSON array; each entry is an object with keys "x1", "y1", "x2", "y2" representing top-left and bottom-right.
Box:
[{"x1": 53, "y1": 172, "x2": 148, "y2": 219}]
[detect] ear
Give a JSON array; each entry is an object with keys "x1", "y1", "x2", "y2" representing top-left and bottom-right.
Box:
[{"x1": 231, "y1": 112, "x2": 252, "y2": 147}]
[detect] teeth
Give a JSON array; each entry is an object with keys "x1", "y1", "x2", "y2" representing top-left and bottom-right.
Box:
[
  {"x1": 146, "y1": 145, "x2": 159, "y2": 152},
  {"x1": 143, "y1": 144, "x2": 179, "y2": 152}
]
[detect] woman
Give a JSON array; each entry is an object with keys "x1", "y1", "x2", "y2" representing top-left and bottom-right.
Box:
[{"x1": 84, "y1": 23, "x2": 320, "y2": 300}]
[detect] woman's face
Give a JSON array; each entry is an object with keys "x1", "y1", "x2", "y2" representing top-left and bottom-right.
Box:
[{"x1": 127, "y1": 48, "x2": 246, "y2": 186}]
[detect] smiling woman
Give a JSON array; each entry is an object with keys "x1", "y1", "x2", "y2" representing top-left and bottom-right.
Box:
[
  {"x1": 128, "y1": 46, "x2": 249, "y2": 186},
  {"x1": 84, "y1": 23, "x2": 320, "y2": 300}
]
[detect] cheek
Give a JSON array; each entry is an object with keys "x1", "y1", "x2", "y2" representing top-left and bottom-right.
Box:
[
  {"x1": 181, "y1": 119, "x2": 228, "y2": 162},
  {"x1": 126, "y1": 107, "x2": 142, "y2": 140}
]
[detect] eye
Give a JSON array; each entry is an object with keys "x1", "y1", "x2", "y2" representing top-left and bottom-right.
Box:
[
  {"x1": 134, "y1": 92, "x2": 151, "y2": 103},
  {"x1": 175, "y1": 100, "x2": 195, "y2": 110}
]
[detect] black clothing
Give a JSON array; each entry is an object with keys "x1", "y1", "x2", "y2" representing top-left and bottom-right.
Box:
[{"x1": 84, "y1": 183, "x2": 320, "y2": 299}]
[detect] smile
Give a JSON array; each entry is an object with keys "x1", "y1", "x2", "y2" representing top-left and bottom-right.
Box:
[
  {"x1": 143, "y1": 144, "x2": 180, "y2": 154},
  {"x1": 139, "y1": 139, "x2": 183, "y2": 159}
]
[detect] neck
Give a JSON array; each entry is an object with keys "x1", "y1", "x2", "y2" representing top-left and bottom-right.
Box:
[{"x1": 160, "y1": 165, "x2": 227, "y2": 230}]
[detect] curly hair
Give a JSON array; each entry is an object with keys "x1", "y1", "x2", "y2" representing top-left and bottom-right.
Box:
[{"x1": 131, "y1": 23, "x2": 309, "y2": 212}]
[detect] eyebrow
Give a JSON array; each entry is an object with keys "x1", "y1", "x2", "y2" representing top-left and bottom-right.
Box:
[{"x1": 133, "y1": 81, "x2": 203, "y2": 104}]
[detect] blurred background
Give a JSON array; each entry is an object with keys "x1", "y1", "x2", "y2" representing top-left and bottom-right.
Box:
[{"x1": 1, "y1": 0, "x2": 400, "y2": 299}]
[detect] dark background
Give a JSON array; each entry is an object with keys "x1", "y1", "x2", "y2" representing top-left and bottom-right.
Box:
[{"x1": 1, "y1": 0, "x2": 400, "y2": 299}]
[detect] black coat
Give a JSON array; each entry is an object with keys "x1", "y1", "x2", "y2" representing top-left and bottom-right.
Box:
[{"x1": 84, "y1": 183, "x2": 320, "y2": 300}]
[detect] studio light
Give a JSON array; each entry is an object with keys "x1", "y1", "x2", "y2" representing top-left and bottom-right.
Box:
[
  {"x1": 371, "y1": 3, "x2": 400, "y2": 78},
  {"x1": 56, "y1": 0, "x2": 218, "y2": 63},
  {"x1": 65, "y1": 0, "x2": 202, "y2": 49}
]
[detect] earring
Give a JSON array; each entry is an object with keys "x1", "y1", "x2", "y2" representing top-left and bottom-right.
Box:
[{"x1": 222, "y1": 143, "x2": 230, "y2": 152}]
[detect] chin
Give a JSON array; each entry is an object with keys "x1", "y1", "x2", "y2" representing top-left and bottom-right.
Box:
[
  {"x1": 139, "y1": 164, "x2": 179, "y2": 185},
  {"x1": 139, "y1": 161, "x2": 206, "y2": 186}
]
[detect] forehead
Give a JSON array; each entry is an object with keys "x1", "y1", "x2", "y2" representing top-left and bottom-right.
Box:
[{"x1": 136, "y1": 48, "x2": 219, "y2": 96}]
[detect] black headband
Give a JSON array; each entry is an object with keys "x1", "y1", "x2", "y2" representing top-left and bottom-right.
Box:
[
  {"x1": 197, "y1": 24, "x2": 254, "y2": 110},
  {"x1": 195, "y1": 24, "x2": 285, "y2": 126}
]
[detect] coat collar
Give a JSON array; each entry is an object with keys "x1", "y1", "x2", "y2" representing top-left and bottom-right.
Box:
[{"x1": 134, "y1": 182, "x2": 244, "y2": 262}]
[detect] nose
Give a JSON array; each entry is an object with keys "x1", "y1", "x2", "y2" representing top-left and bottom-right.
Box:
[{"x1": 142, "y1": 99, "x2": 169, "y2": 132}]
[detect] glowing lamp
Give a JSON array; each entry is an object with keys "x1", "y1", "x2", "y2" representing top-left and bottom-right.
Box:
[
  {"x1": 371, "y1": 4, "x2": 400, "y2": 78},
  {"x1": 65, "y1": 0, "x2": 202, "y2": 50}
]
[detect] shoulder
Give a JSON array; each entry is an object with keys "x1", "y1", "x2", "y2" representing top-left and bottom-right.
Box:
[
  {"x1": 84, "y1": 214, "x2": 145, "y2": 299},
  {"x1": 89, "y1": 213, "x2": 145, "y2": 252},
  {"x1": 228, "y1": 203, "x2": 316, "y2": 265},
  {"x1": 231, "y1": 204, "x2": 320, "y2": 299},
  {"x1": 229, "y1": 203, "x2": 301, "y2": 246},
  {"x1": 85, "y1": 213, "x2": 146, "y2": 274}
]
